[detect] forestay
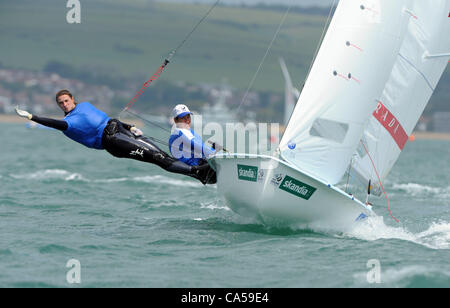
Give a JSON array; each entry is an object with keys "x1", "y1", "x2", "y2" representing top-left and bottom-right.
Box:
[
  {"x1": 279, "y1": 0, "x2": 413, "y2": 185},
  {"x1": 351, "y1": 0, "x2": 450, "y2": 194}
]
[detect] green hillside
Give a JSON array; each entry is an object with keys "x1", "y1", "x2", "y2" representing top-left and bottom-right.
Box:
[
  {"x1": 1, "y1": 0, "x2": 448, "y2": 114},
  {"x1": 0, "y1": 0, "x2": 327, "y2": 92}
]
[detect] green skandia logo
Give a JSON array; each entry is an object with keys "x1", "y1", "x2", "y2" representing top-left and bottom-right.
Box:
[
  {"x1": 237, "y1": 165, "x2": 258, "y2": 182},
  {"x1": 279, "y1": 176, "x2": 316, "y2": 200}
]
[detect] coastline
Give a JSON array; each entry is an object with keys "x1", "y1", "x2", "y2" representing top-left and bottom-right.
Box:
[
  {"x1": 0, "y1": 114, "x2": 29, "y2": 123},
  {"x1": 1, "y1": 114, "x2": 450, "y2": 141},
  {"x1": 0, "y1": 114, "x2": 144, "y2": 127},
  {"x1": 411, "y1": 131, "x2": 450, "y2": 141}
]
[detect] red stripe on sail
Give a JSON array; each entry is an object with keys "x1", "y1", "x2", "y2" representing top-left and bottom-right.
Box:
[{"x1": 373, "y1": 101, "x2": 409, "y2": 150}]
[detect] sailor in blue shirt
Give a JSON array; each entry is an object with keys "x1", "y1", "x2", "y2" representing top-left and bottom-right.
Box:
[
  {"x1": 15, "y1": 89, "x2": 214, "y2": 184},
  {"x1": 63, "y1": 100, "x2": 110, "y2": 150},
  {"x1": 169, "y1": 104, "x2": 217, "y2": 182},
  {"x1": 169, "y1": 104, "x2": 216, "y2": 166}
]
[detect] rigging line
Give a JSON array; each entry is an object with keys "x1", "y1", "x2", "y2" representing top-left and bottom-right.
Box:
[
  {"x1": 361, "y1": 141, "x2": 400, "y2": 223},
  {"x1": 143, "y1": 135, "x2": 170, "y2": 147},
  {"x1": 236, "y1": 5, "x2": 292, "y2": 114},
  {"x1": 118, "y1": 0, "x2": 222, "y2": 118},
  {"x1": 301, "y1": 0, "x2": 337, "y2": 90},
  {"x1": 124, "y1": 108, "x2": 172, "y2": 134},
  {"x1": 118, "y1": 61, "x2": 168, "y2": 118},
  {"x1": 167, "y1": 0, "x2": 222, "y2": 62},
  {"x1": 277, "y1": 0, "x2": 336, "y2": 143}
]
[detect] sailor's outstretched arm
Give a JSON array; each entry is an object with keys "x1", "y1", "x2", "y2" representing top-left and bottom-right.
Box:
[
  {"x1": 31, "y1": 115, "x2": 68, "y2": 131},
  {"x1": 15, "y1": 106, "x2": 68, "y2": 131}
]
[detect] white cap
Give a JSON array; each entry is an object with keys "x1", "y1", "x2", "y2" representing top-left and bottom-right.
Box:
[{"x1": 171, "y1": 104, "x2": 193, "y2": 119}]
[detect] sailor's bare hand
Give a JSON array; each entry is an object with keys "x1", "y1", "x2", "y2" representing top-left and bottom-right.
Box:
[{"x1": 130, "y1": 126, "x2": 143, "y2": 137}]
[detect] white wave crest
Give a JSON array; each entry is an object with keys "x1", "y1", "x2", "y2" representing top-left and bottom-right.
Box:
[
  {"x1": 346, "y1": 216, "x2": 450, "y2": 250},
  {"x1": 416, "y1": 221, "x2": 450, "y2": 250},
  {"x1": 94, "y1": 177, "x2": 129, "y2": 183},
  {"x1": 391, "y1": 183, "x2": 447, "y2": 197},
  {"x1": 10, "y1": 169, "x2": 88, "y2": 182},
  {"x1": 9, "y1": 171, "x2": 213, "y2": 189},
  {"x1": 200, "y1": 201, "x2": 230, "y2": 211},
  {"x1": 132, "y1": 175, "x2": 205, "y2": 188}
]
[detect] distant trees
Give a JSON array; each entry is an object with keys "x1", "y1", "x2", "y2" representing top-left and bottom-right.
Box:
[
  {"x1": 113, "y1": 80, "x2": 210, "y2": 114},
  {"x1": 44, "y1": 61, "x2": 76, "y2": 78},
  {"x1": 43, "y1": 60, "x2": 126, "y2": 89}
]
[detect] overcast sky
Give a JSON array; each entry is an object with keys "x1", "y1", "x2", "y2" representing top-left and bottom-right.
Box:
[{"x1": 161, "y1": 0, "x2": 333, "y2": 7}]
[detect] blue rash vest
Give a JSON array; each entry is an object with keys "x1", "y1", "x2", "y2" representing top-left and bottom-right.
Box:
[
  {"x1": 63, "y1": 102, "x2": 110, "y2": 150},
  {"x1": 169, "y1": 127, "x2": 216, "y2": 166}
]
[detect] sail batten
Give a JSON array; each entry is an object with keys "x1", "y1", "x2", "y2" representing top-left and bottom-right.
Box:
[{"x1": 424, "y1": 52, "x2": 450, "y2": 59}]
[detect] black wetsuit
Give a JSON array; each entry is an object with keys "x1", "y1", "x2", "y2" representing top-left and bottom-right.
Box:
[{"x1": 31, "y1": 115, "x2": 216, "y2": 184}]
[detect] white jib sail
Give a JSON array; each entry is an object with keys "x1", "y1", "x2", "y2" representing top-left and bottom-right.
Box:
[
  {"x1": 279, "y1": 0, "x2": 413, "y2": 184},
  {"x1": 350, "y1": 0, "x2": 450, "y2": 194}
]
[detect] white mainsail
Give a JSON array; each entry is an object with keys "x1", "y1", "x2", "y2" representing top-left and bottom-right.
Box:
[
  {"x1": 351, "y1": 0, "x2": 450, "y2": 194},
  {"x1": 279, "y1": 0, "x2": 414, "y2": 184}
]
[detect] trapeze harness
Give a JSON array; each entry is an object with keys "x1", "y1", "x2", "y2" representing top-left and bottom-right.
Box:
[{"x1": 30, "y1": 102, "x2": 216, "y2": 184}]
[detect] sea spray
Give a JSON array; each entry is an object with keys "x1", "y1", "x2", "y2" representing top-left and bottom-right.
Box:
[{"x1": 345, "y1": 216, "x2": 450, "y2": 250}]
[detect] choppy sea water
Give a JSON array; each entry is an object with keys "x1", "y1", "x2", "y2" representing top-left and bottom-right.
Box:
[{"x1": 1, "y1": 122, "x2": 449, "y2": 288}]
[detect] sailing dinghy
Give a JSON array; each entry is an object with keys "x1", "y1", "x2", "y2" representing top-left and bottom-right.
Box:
[{"x1": 209, "y1": 0, "x2": 450, "y2": 226}]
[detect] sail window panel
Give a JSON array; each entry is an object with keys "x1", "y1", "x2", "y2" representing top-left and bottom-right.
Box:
[
  {"x1": 309, "y1": 118, "x2": 349, "y2": 143},
  {"x1": 356, "y1": 141, "x2": 367, "y2": 158}
]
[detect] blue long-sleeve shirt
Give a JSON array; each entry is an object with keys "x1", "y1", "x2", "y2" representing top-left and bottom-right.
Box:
[
  {"x1": 63, "y1": 102, "x2": 110, "y2": 149},
  {"x1": 169, "y1": 128, "x2": 216, "y2": 166}
]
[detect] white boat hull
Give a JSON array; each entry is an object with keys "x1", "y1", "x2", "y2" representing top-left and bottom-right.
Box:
[{"x1": 209, "y1": 154, "x2": 374, "y2": 227}]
